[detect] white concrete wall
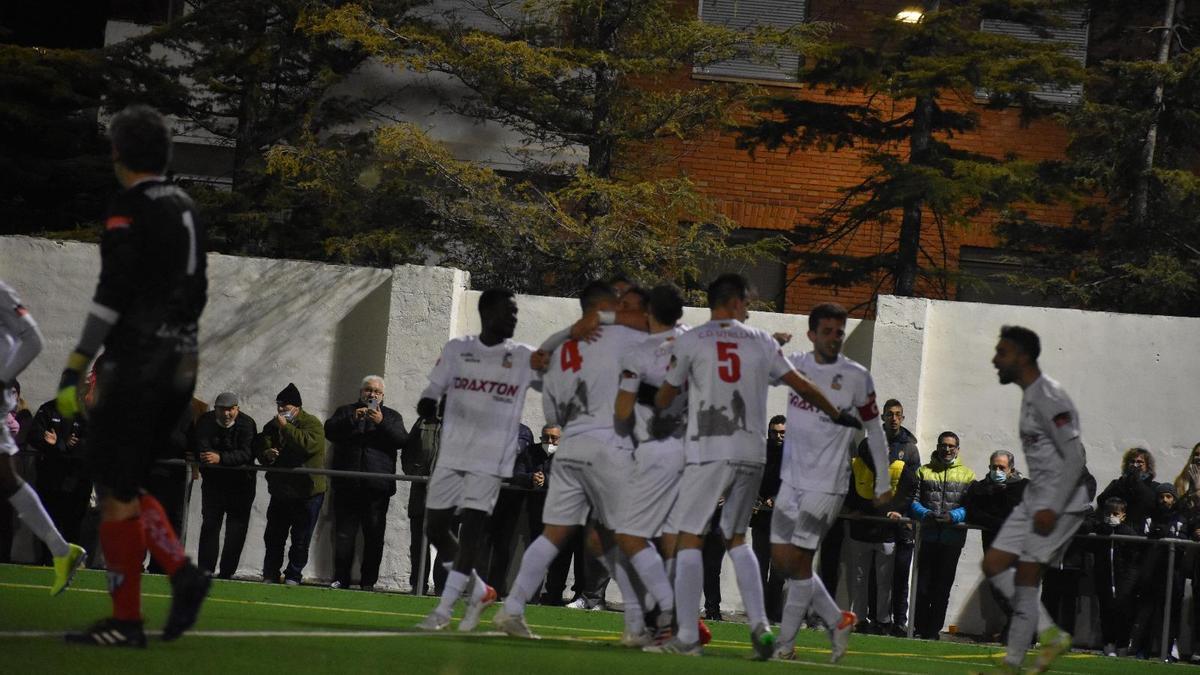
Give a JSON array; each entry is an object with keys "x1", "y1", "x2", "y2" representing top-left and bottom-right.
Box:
[{"x1": 5, "y1": 235, "x2": 1197, "y2": 638}]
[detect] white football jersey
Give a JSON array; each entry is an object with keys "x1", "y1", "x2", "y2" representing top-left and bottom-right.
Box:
[
  {"x1": 618, "y1": 326, "x2": 688, "y2": 448},
  {"x1": 422, "y1": 336, "x2": 538, "y2": 477},
  {"x1": 782, "y1": 352, "x2": 879, "y2": 492},
  {"x1": 0, "y1": 280, "x2": 40, "y2": 393},
  {"x1": 1019, "y1": 374, "x2": 1091, "y2": 513},
  {"x1": 664, "y1": 319, "x2": 793, "y2": 464},
  {"x1": 543, "y1": 324, "x2": 646, "y2": 456}
]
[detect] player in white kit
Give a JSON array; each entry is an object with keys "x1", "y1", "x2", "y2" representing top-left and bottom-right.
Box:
[
  {"x1": 982, "y1": 326, "x2": 1093, "y2": 674},
  {"x1": 651, "y1": 274, "x2": 861, "y2": 658},
  {"x1": 495, "y1": 281, "x2": 652, "y2": 639},
  {"x1": 612, "y1": 284, "x2": 689, "y2": 646},
  {"x1": 0, "y1": 280, "x2": 87, "y2": 595},
  {"x1": 416, "y1": 288, "x2": 541, "y2": 632},
  {"x1": 771, "y1": 302, "x2": 890, "y2": 663}
]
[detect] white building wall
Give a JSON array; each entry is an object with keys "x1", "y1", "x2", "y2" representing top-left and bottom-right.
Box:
[{"x1": 3, "y1": 235, "x2": 1195, "y2": 640}]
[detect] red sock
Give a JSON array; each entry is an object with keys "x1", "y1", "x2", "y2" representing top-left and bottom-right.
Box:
[
  {"x1": 100, "y1": 518, "x2": 146, "y2": 622},
  {"x1": 139, "y1": 494, "x2": 186, "y2": 576}
]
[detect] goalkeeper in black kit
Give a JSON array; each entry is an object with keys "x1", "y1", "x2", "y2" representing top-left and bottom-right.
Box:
[{"x1": 58, "y1": 105, "x2": 212, "y2": 647}]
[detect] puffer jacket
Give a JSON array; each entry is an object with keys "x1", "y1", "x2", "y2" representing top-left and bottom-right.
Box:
[{"x1": 911, "y1": 457, "x2": 975, "y2": 546}]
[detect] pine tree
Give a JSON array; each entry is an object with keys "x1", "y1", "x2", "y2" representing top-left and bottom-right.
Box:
[
  {"x1": 997, "y1": 1, "x2": 1200, "y2": 316},
  {"x1": 736, "y1": 0, "x2": 1087, "y2": 300}
]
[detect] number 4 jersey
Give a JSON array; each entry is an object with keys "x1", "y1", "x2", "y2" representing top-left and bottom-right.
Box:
[
  {"x1": 422, "y1": 336, "x2": 539, "y2": 477},
  {"x1": 664, "y1": 319, "x2": 794, "y2": 464}
]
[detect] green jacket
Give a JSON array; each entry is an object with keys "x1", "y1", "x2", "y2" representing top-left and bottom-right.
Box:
[{"x1": 257, "y1": 409, "x2": 326, "y2": 498}]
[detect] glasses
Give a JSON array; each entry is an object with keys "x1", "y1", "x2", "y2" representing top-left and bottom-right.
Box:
[
  {"x1": 542, "y1": 435, "x2": 561, "y2": 442},
  {"x1": 936, "y1": 443, "x2": 958, "y2": 450}
]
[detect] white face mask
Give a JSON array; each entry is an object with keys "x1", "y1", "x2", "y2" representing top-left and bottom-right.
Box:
[
  {"x1": 1105, "y1": 515, "x2": 1121, "y2": 527},
  {"x1": 545, "y1": 443, "x2": 558, "y2": 455},
  {"x1": 218, "y1": 418, "x2": 235, "y2": 429}
]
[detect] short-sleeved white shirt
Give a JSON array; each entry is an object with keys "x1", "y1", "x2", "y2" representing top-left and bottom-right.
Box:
[
  {"x1": 664, "y1": 319, "x2": 793, "y2": 464},
  {"x1": 782, "y1": 352, "x2": 879, "y2": 493},
  {"x1": 1020, "y1": 374, "x2": 1090, "y2": 513},
  {"x1": 422, "y1": 336, "x2": 538, "y2": 477},
  {"x1": 543, "y1": 324, "x2": 646, "y2": 457},
  {"x1": 0, "y1": 280, "x2": 38, "y2": 386},
  {"x1": 618, "y1": 326, "x2": 688, "y2": 447}
]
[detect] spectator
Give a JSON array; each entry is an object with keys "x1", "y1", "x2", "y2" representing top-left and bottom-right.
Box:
[
  {"x1": 702, "y1": 503, "x2": 724, "y2": 622},
  {"x1": 963, "y1": 450, "x2": 1028, "y2": 640},
  {"x1": 193, "y1": 392, "x2": 258, "y2": 579},
  {"x1": 145, "y1": 395, "x2": 208, "y2": 575},
  {"x1": 1172, "y1": 442, "x2": 1200, "y2": 510},
  {"x1": 750, "y1": 415, "x2": 786, "y2": 623},
  {"x1": 845, "y1": 430, "x2": 918, "y2": 635},
  {"x1": 1097, "y1": 447, "x2": 1158, "y2": 533},
  {"x1": 325, "y1": 375, "x2": 407, "y2": 591},
  {"x1": 28, "y1": 396, "x2": 90, "y2": 565},
  {"x1": 257, "y1": 383, "x2": 326, "y2": 585},
  {"x1": 485, "y1": 423, "x2": 534, "y2": 597},
  {"x1": 1082, "y1": 497, "x2": 1140, "y2": 657},
  {"x1": 1129, "y1": 483, "x2": 1186, "y2": 660},
  {"x1": 401, "y1": 406, "x2": 447, "y2": 594},
  {"x1": 910, "y1": 431, "x2": 975, "y2": 640},
  {"x1": 964, "y1": 451, "x2": 1028, "y2": 551},
  {"x1": 878, "y1": 399, "x2": 920, "y2": 634}
]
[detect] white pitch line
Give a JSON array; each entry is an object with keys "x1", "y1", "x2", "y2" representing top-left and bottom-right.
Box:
[{"x1": 0, "y1": 630, "x2": 512, "y2": 639}]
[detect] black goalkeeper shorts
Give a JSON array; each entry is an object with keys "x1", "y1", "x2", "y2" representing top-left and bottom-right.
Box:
[{"x1": 88, "y1": 345, "x2": 198, "y2": 501}]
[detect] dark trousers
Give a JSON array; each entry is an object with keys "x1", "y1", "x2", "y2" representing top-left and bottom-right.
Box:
[
  {"x1": 486, "y1": 490, "x2": 526, "y2": 596},
  {"x1": 702, "y1": 510, "x2": 724, "y2": 617},
  {"x1": 332, "y1": 489, "x2": 390, "y2": 588},
  {"x1": 914, "y1": 540, "x2": 963, "y2": 639},
  {"x1": 35, "y1": 484, "x2": 91, "y2": 565},
  {"x1": 891, "y1": 538, "x2": 915, "y2": 629},
  {"x1": 198, "y1": 484, "x2": 254, "y2": 578},
  {"x1": 263, "y1": 492, "x2": 325, "y2": 583},
  {"x1": 407, "y1": 486, "x2": 449, "y2": 594},
  {"x1": 1041, "y1": 567, "x2": 1082, "y2": 636},
  {"x1": 818, "y1": 518, "x2": 846, "y2": 599},
  {"x1": 750, "y1": 509, "x2": 784, "y2": 622}
]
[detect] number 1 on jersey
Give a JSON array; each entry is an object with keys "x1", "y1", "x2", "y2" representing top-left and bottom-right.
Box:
[
  {"x1": 716, "y1": 341, "x2": 740, "y2": 382},
  {"x1": 561, "y1": 340, "x2": 583, "y2": 373}
]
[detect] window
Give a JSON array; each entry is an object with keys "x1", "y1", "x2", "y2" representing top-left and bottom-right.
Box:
[
  {"x1": 956, "y1": 247, "x2": 1061, "y2": 307},
  {"x1": 108, "y1": 0, "x2": 185, "y2": 25},
  {"x1": 701, "y1": 228, "x2": 788, "y2": 311},
  {"x1": 979, "y1": 8, "x2": 1089, "y2": 105},
  {"x1": 695, "y1": 0, "x2": 807, "y2": 83}
]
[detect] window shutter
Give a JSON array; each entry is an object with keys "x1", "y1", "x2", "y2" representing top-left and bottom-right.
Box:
[
  {"x1": 696, "y1": 0, "x2": 807, "y2": 82},
  {"x1": 980, "y1": 8, "x2": 1089, "y2": 105}
]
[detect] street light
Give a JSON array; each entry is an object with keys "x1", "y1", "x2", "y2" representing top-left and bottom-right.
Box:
[{"x1": 896, "y1": 8, "x2": 924, "y2": 23}]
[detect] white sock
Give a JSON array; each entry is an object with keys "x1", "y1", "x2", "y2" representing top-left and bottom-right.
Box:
[
  {"x1": 436, "y1": 570, "x2": 470, "y2": 616},
  {"x1": 990, "y1": 568, "x2": 1054, "y2": 632},
  {"x1": 988, "y1": 568, "x2": 1016, "y2": 602},
  {"x1": 504, "y1": 535, "x2": 559, "y2": 615},
  {"x1": 728, "y1": 544, "x2": 768, "y2": 628},
  {"x1": 631, "y1": 546, "x2": 674, "y2": 614},
  {"x1": 674, "y1": 548, "x2": 703, "y2": 643},
  {"x1": 10, "y1": 483, "x2": 68, "y2": 558},
  {"x1": 810, "y1": 575, "x2": 842, "y2": 627},
  {"x1": 779, "y1": 577, "x2": 812, "y2": 646},
  {"x1": 470, "y1": 570, "x2": 487, "y2": 602},
  {"x1": 1006, "y1": 585, "x2": 1041, "y2": 667},
  {"x1": 613, "y1": 559, "x2": 646, "y2": 633}
]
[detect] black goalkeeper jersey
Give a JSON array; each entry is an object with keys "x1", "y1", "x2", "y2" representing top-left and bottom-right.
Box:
[{"x1": 96, "y1": 177, "x2": 208, "y2": 358}]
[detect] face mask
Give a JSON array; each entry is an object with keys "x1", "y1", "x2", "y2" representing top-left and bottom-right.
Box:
[
  {"x1": 219, "y1": 418, "x2": 235, "y2": 429},
  {"x1": 989, "y1": 469, "x2": 1007, "y2": 484},
  {"x1": 280, "y1": 409, "x2": 297, "y2": 422},
  {"x1": 1105, "y1": 515, "x2": 1121, "y2": 527},
  {"x1": 545, "y1": 443, "x2": 558, "y2": 455}
]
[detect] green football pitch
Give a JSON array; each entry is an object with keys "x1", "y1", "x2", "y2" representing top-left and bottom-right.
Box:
[{"x1": 0, "y1": 564, "x2": 1173, "y2": 674}]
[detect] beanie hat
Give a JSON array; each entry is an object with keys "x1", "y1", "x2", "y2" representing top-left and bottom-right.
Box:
[
  {"x1": 276, "y1": 383, "x2": 302, "y2": 408},
  {"x1": 1156, "y1": 482, "x2": 1177, "y2": 498}
]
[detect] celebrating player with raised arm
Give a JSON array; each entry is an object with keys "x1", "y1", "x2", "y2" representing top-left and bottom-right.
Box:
[
  {"x1": 649, "y1": 274, "x2": 860, "y2": 658},
  {"x1": 771, "y1": 303, "x2": 889, "y2": 663},
  {"x1": 60, "y1": 105, "x2": 212, "y2": 647},
  {"x1": 982, "y1": 326, "x2": 1093, "y2": 674},
  {"x1": 415, "y1": 289, "x2": 541, "y2": 633},
  {"x1": 495, "y1": 281, "x2": 650, "y2": 640},
  {"x1": 0, "y1": 281, "x2": 87, "y2": 595}
]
